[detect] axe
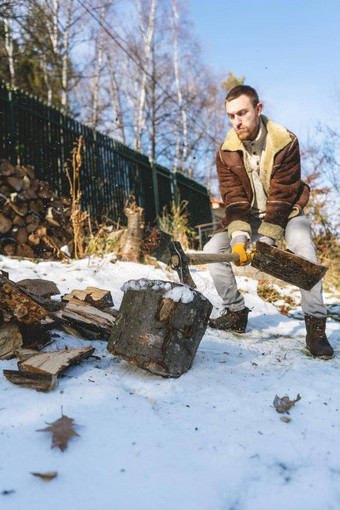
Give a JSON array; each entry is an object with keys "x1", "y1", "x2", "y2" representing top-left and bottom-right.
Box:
[{"x1": 169, "y1": 240, "x2": 328, "y2": 291}]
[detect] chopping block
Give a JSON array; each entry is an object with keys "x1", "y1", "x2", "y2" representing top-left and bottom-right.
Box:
[{"x1": 107, "y1": 279, "x2": 212, "y2": 377}]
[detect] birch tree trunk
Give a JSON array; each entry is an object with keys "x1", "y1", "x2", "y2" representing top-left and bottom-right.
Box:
[
  {"x1": 91, "y1": 3, "x2": 106, "y2": 130},
  {"x1": 172, "y1": 2, "x2": 188, "y2": 174},
  {"x1": 4, "y1": 1, "x2": 15, "y2": 86},
  {"x1": 134, "y1": 0, "x2": 157, "y2": 152},
  {"x1": 47, "y1": 0, "x2": 60, "y2": 106},
  {"x1": 107, "y1": 52, "x2": 126, "y2": 144},
  {"x1": 61, "y1": 0, "x2": 73, "y2": 114}
]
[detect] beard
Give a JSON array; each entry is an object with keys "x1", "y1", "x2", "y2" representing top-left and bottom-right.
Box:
[
  {"x1": 236, "y1": 128, "x2": 252, "y2": 141},
  {"x1": 235, "y1": 122, "x2": 259, "y2": 141}
]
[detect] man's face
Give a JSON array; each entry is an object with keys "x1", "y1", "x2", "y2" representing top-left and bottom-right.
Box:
[{"x1": 225, "y1": 94, "x2": 263, "y2": 141}]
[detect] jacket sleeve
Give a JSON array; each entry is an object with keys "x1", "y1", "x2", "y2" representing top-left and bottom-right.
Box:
[
  {"x1": 258, "y1": 136, "x2": 307, "y2": 240},
  {"x1": 216, "y1": 148, "x2": 252, "y2": 238}
]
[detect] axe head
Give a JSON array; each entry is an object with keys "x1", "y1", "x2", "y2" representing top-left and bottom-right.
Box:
[{"x1": 168, "y1": 241, "x2": 197, "y2": 288}]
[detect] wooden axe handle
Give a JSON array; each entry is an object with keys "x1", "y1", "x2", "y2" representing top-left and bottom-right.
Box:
[{"x1": 185, "y1": 252, "x2": 240, "y2": 265}]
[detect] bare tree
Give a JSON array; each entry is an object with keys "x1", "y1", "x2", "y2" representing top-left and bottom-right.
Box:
[{"x1": 3, "y1": 0, "x2": 16, "y2": 84}]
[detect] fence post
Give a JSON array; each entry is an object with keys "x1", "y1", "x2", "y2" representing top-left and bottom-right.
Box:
[
  {"x1": 151, "y1": 162, "x2": 160, "y2": 221},
  {"x1": 8, "y1": 89, "x2": 16, "y2": 165},
  {"x1": 173, "y1": 171, "x2": 179, "y2": 207}
]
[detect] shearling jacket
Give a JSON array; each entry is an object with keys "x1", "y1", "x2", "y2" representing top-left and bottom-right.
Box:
[{"x1": 216, "y1": 115, "x2": 310, "y2": 240}]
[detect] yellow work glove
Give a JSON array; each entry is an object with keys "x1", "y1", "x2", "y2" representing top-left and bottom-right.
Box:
[{"x1": 232, "y1": 243, "x2": 254, "y2": 266}]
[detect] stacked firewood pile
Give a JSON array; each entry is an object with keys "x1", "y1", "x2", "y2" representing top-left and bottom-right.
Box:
[
  {"x1": 0, "y1": 270, "x2": 117, "y2": 391},
  {"x1": 0, "y1": 159, "x2": 74, "y2": 259}
]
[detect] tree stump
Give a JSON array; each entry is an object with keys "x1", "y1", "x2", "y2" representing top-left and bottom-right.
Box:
[{"x1": 107, "y1": 279, "x2": 212, "y2": 377}]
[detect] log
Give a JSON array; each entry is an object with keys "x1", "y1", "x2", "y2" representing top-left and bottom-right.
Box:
[
  {"x1": 16, "y1": 244, "x2": 35, "y2": 258},
  {"x1": 107, "y1": 279, "x2": 212, "y2": 377},
  {"x1": 3, "y1": 370, "x2": 58, "y2": 392},
  {"x1": 7, "y1": 176, "x2": 23, "y2": 192},
  {"x1": 13, "y1": 226, "x2": 28, "y2": 244},
  {"x1": 38, "y1": 182, "x2": 54, "y2": 200},
  {"x1": 17, "y1": 278, "x2": 60, "y2": 297},
  {"x1": 0, "y1": 213, "x2": 12, "y2": 234},
  {"x1": 0, "y1": 323, "x2": 23, "y2": 360},
  {"x1": 0, "y1": 274, "x2": 48, "y2": 324},
  {"x1": 62, "y1": 286, "x2": 113, "y2": 309},
  {"x1": 0, "y1": 160, "x2": 15, "y2": 176},
  {"x1": 18, "y1": 346, "x2": 95, "y2": 376},
  {"x1": 12, "y1": 215, "x2": 25, "y2": 226}
]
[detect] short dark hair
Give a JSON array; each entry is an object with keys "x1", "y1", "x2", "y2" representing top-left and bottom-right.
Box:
[{"x1": 225, "y1": 85, "x2": 260, "y2": 108}]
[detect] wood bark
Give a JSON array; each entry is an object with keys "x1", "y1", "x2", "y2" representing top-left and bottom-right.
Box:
[
  {"x1": 3, "y1": 370, "x2": 59, "y2": 392},
  {"x1": 251, "y1": 241, "x2": 328, "y2": 291},
  {"x1": 18, "y1": 279, "x2": 60, "y2": 297},
  {"x1": 0, "y1": 275, "x2": 48, "y2": 324},
  {"x1": 107, "y1": 279, "x2": 212, "y2": 377}
]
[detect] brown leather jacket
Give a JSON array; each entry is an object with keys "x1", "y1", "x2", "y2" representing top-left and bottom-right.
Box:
[{"x1": 216, "y1": 115, "x2": 310, "y2": 240}]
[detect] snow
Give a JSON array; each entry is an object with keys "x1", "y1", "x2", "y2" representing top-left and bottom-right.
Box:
[{"x1": 0, "y1": 254, "x2": 339, "y2": 510}]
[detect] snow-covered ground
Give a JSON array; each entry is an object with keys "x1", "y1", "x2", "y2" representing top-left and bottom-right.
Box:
[{"x1": 0, "y1": 254, "x2": 339, "y2": 510}]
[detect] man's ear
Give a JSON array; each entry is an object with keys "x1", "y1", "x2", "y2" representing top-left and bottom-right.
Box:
[{"x1": 256, "y1": 102, "x2": 263, "y2": 117}]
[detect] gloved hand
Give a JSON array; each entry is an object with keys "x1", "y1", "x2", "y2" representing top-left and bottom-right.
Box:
[
  {"x1": 259, "y1": 236, "x2": 275, "y2": 246},
  {"x1": 231, "y1": 235, "x2": 254, "y2": 266}
]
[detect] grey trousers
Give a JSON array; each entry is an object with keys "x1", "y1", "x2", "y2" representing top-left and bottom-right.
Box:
[{"x1": 203, "y1": 214, "x2": 327, "y2": 318}]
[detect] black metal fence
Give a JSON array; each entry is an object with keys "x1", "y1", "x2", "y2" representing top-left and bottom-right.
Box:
[{"x1": 0, "y1": 81, "x2": 212, "y2": 228}]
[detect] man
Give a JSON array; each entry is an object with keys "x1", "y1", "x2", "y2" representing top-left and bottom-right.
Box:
[{"x1": 204, "y1": 85, "x2": 333, "y2": 359}]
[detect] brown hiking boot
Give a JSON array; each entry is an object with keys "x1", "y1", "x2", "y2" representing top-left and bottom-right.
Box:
[
  {"x1": 209, "y1": 307, "x2": 250, "y2": 333},
  {"x1": 305, "y1": 315, "x2": 334, "y2": 359}
]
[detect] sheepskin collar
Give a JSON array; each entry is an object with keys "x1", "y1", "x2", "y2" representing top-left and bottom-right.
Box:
[{"x1": 221, "y1": 115, "x2": 291, "y2": 155}]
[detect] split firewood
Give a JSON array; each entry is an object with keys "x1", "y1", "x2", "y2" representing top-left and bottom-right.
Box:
[
  {"x1": 0, "y1": 274, "x2": 48, "y2": 323},
  {"x1": 62, "y1": 286, "x2": 113, "y2": 309},
  {"x1": 17, "y1": 279, "x2": 60, "y2": 298},
  {"x1": 19, "y1": 319, "x2": 57, "y2": 349},
  {"x1": 15, "y1": 348, "x2": 40, "y2": 362},
  {"x1": 3, "y1": 370, "x2": 58, "y2": 392},
  {"x1": 52, "y1": 303, "x2": 115, "y2": 339},
  {"x1": 0, "y1": 323, "x2": 23, "y2": 360},
  {"x1": 7, "y1": 176, "x2": 23, "y2": 192},
  {"x1": 0, "y1": 213, "x2": 12, "y2": 234},
  {"x1": 17, "y1": 346, "x2": 95, "y2": 376},
  {"x1": 0, "y1": 160, "x2": 15, "y2": 176},
  {"x1": 0, "y1": 161, "x2": 76, "y2": 259}
]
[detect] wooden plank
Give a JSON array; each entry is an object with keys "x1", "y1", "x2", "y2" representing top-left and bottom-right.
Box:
[
  {"x1": 3, "y1": 370, "x2": 58, "y2": 392},
  {"x1": 18, "y1": 346, "x2": 95, "y2": 376}
]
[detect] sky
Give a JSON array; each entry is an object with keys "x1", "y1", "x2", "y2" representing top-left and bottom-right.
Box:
[{"x1": 187, "y1": 0, "x2": 340, "y2": 143}]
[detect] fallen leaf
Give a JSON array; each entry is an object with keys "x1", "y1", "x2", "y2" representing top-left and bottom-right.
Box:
[
  {"x1": 37, "y1": 414, "x2": 79, "y2": 451},
  {"x1": 31, "y1": 471, "x2": 58, "y2": 481},
  {"x1": 280, "y1": 416, "x2": 291, "y2": 423},
  {"x1": 273, "y1": 394, "x2": 301, "y2": 414}
]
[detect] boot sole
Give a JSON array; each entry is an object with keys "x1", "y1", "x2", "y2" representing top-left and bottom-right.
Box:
[
  {"x1": 208, "y1": 324, "x2": 246, "y2": 334},
  {"x1": 306, "y1": 347, "x2": 334, "y2": 360}
]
